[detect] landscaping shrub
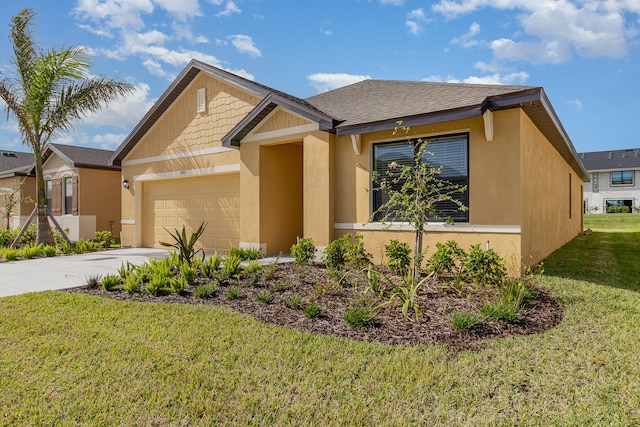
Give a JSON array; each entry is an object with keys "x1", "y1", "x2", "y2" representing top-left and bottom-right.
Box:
[
  {"x1": 18, "y1": 224, "x2": 36, "y2": 246},
  {"x1": 19, "y1": 244, "x2": 41, "y2": 259},
  {"x1": 303, "y1": 303, "x2": 322, "y2": 319},
  {"x1": 194, "y1": 283, "x2": 218, "y2": 299},
  {"x1": 226, "y1": 285, "x2": 245, "y2": 300},
  {"x1": 344, "y1": 306, "x2": 377, "y2": 328},
  {"x1": 201, "y1": 252, "x2": 223, "y2": 279},
  {"x1": 606, "y1": 205, "x2": 631, "y2": 214},
  {"x1": 75, "y1": 239, "x2": 99, "y2": 254},
  {"x1": 228, "y1": 246, "x2": 263, "y2": 261},
  {"x1": 284, "y1": 294, "x2": 304, "y2": 310},
  {"x1": 41, "y1": 245, "x2": 56, "y2": 257},
  {"x1": 159, "y1": 222, "x2": 207, "y2": 265},
  {"x1": 169, "y1": 277, "x2": 187, "y2": 294},
  {"x1": 122, "y1": 274, "x2": 141, "y2": 294},
  {"x1": 451, "y1": 311, "x2": 482, "y2": 331},
  {"x1": 85, "y1": 274, "x2": 101, "y2": 289},
  {"x1": 256, "y1": 291, "x2": 274, "y2": 304},
  {"x1": 179, "y1": 263, "x2": 197, "y2": 284},
  {"x1": 221, "y1": 254, "x2": 243, "y2": 280},
  {"x1": 291, "y1": 237, "x2": 316, "y2": 264},
  {"x1": 94, "y1": 230, "x2": 115, "y2": 247},
  {"x1": 101, "y1": 274, "x2": 120, "y2": 291},
  {"x1": 270, "y1": 278, "x2": 291, "y2": 292},
  {"x1": 463, "y1": 244, "x2": 507, "y2": 286},
  {"x1": 428, "y1": 240, "x2": 466, "y2": 278},
  {"x1": 323, "y1": 233, "x2": 371, "y2": 269},
  {"x1": 384, "y1": 239, "x2": 411, "y2": 275},
  {"x1": 0, "y1": 228, "x2": 17, "y2": 247},
  {"x1": 1, "y1": 248, "x2": 19, "y2": 261}
]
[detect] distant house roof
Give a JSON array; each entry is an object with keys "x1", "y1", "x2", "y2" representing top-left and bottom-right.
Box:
[
  {"x1": 0, "y1": 150, "x2": 35, "y2": 178},
  {"x1": 579, "y1": 148, "x2": 640, "y2": 171},
  {"x1": 43, "y1": 144, "x2": 119, "y2": 171}
]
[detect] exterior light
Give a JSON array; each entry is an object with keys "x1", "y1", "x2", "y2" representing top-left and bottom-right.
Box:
[{"x1": 122, "y1": 178, "x2": 129, "y2": 189}]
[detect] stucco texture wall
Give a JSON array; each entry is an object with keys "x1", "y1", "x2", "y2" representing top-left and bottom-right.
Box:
[
  {"x1": 78, "y1": 168, "x2": 121, "y2": 236},
  {"x1": 520, "y1": 110, "x2": 583, "y2": 265}
]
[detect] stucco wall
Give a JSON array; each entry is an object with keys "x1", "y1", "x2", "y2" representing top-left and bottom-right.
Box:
[
  {"x1": 79, "y1": 168, "x2": 121, "y2": 236},
  {"x1": 520, "y1": 110, "x2": 583, "y2": 265},
  {"x1": 0, "y1": 176, "x2": 35, "y2": 228}
]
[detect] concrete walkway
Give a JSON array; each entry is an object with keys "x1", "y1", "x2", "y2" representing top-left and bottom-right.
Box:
[{"x1": 0, "y1": 248, "x2": 171, "y2": 297}]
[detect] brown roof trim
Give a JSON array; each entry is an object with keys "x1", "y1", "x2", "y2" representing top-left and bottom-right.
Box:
[
  {"x1": 222, "y1": 93, "x2": 337, "y2": 147},
  {"x1": 109, "y1": 60, "x2": 291, "y2": 165},
  {"x1": 43, "y1": 144, "x2": 120, "y2": 171}
]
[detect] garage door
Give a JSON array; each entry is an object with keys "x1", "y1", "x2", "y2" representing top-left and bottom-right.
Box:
[{"x1": 141, "y1": 174, "x2": 240, "y2": 252}]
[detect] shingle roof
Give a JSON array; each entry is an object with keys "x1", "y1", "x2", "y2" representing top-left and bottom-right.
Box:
[
  {"x1": 579, "y1": 148, "x2": 640, "y2": 171},
  {"x1": 0, "y1": 149, "x2": 34, "y2": 176},
  {"x1": 44, "y1": 144, "x2": 119, "y2": 170},
  {"x1": 305, "y1": 79, "x2": 534, "y2": 131}
]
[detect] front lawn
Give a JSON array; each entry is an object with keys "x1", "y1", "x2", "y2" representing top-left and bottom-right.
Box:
[{"x1": 1, "y1": 223, "x2": 640, "y2": 424}]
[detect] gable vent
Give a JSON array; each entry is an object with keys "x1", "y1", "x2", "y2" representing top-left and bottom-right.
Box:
[
  {"x1": 2, "y1": 152, "x2": 17, "y2": 157},
  {"x1": 197, "y1": 87, "x2": 206, "y2": 113}
]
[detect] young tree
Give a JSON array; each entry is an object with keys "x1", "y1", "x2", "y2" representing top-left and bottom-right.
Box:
[
  {"x1": 371, "y1": 126, "x2": 468, "y2": 279},
  {"x1": 0, "y1": 8, "x2": 133, "y2": 244},
  {"x1": 0, "y1": 178, "x2": 33, "y2": 229}
]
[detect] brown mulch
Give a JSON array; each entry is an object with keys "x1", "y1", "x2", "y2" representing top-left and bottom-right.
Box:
[{"x1": 66, "y1": 262, "x2": 564, "y2": 352}]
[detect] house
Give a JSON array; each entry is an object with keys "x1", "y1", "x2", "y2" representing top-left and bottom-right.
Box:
[
  {"x1": 580, "y1": 148, "x2": 640, "y2": 213},
  {"x1": 0, "y1": 149, "x2": 36, "y2": 229},
  {"x1": 111, "y1": 60, "x2": 587, "y2": 270},
  {"x1": 41, "y1": 144, "x2": 122, "y2": 240}
]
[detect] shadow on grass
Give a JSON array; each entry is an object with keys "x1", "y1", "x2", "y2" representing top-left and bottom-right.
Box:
[{"x1": 543, "y1": 231, "x2": 640, "y2": 293}]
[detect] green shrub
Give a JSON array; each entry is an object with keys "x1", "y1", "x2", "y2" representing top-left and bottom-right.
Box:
[
  {"x1": 284, "y1": 294, "x2": 304, "y2": 310},
  {"x1": 159, "y1": 222, "x2": 207, "y2": 265},
  {"x1": 146, "y1": 275, "x2": 171, "y2": 296},
  {"x1": 243, "y1": 260, "x2": 263, "y2": 275},
  {"x1": 95, "y1": 230, "x2": 115, "y2": 247},
  {"x1": 18, "y1": 224, "x2": 36, "y2": 246},
  {"x1": 226, "y1": 285, "x2": 245, "y2": 300},
  {"x1": 270, "y1": 278, "x2": 291, "y2": 292},
  {"x1": 451, "y1": 311, "x2": 482, "y2": 331},
  {"x1": 85, "y1": 274, "x2": 101, "y2": 289},
  {"x1": 228, "y1": 246, "x2": 263, "y2": 261},
  {"x1": 606, "y1": 205, "x2": 631, "y2": 213},
  {"x1": 256, "y1": 291, "x2": 274, "y2": 304},
  {"x1": 201, "y1": 252, "x2": 223, "y2": 279},
  {"x1": 179, "y1": 263, "x2": 197, "y2": 284},
  {"x1": 480, "y1": 302, "x2": 522, "y2": 323},
  {"x1": 303, "y1": 303, "x2": 322, "y2": 319},
  {"x1": 118, "y1": 261, "x2": 137, "y2": 280},
  {"x1": 221, "y1": 254, "x2": 243, "y2": 280},
  {"x1": 101, "y1": 274, "x2": 120, "y2": 291},
  {"x1": 324, "y1": 234, "x2": 371, "y2": 269},
  {"x1": 56, "y1": 239, "x2": 74, "y2": 255},
  {"x1": 428, "y1": 240, "x2": 466, "y2": 278},
  {"x1": 41, "y1": 245, "x2": 56, "y2": 257},
  {"x1": 1, "y1": 248, "x2": 19, "y2": 261},
  {"x1": 262, "y1": 258, "x2": 279, "y2": 280},
  {"x1": 169, "y1": 277, "x2": 187, "y2": 294},
  {"x1": 0, "y1": 228, "x2": 17, "y2": 247},
  {"x1": 19, "y1": 244, "x2": 41, "y2": 259},
  {"x1": 75, "y1": 239, "x2": 99, "y2": 254},
  {"x1": 463, "y1": 244, "x2": 507, "y2": 286},
  {"x1": 194, "y1": 283, "x2": 218, "y2": 299},
  {"x1": 344, "y1": 306, "x2": 377, "y2": 328},
  {"x1": 385, "y1": 239, "x2": 411, "y2": 275},
  {"x1": 122, "y1": 274, "x2": 141, "y2": 294},
  {"x1": 291, "y1": 237, "x2": 316, "y2": 264}
]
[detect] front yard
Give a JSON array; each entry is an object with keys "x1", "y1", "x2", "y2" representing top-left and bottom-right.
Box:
[{"x1": 0, "y1": 214, "x2": 639, "y2": 425}]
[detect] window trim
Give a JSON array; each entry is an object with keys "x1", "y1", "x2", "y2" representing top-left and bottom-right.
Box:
[
  {"x1": 610, "y1": 170, "x2": 634, "y2": 186},
  {"x1": 370, "y1": 132, "x2": 470, "y2": 223},
  {"x1": 63, "y1": 176, "x2": 73, "y2": 215}
]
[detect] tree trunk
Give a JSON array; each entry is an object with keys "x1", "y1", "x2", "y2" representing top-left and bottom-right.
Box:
[
  {"x1": 36, "y1": 203, "x2": 53, "y2": 245},
  {"x1": 413, "y1": 229, "x2": 423, "y2": 280}
]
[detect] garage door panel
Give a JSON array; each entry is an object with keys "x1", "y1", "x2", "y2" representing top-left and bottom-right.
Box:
[{"x1": 142, "y1": 175, "x2": 240, "y2": 252}]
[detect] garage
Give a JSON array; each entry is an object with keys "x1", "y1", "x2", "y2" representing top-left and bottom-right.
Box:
[{"x1": 141, "y1": 174, "x2": 240, "y2": 253}]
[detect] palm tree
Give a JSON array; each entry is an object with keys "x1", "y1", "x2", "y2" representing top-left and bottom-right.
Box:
[{"x1": 0, "y1": 8, "x2": 133, "y2": 245}]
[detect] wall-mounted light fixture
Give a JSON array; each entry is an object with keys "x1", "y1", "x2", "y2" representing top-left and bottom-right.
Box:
[{"x1": 122, "y1": 178, "x2": 129, "y2": 189}]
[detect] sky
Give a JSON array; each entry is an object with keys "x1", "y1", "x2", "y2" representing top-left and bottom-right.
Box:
[{"x1": 0, "y1": 0, "x2": 639, "y2": 155}]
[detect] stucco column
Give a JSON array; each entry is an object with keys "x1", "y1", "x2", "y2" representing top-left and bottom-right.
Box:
[
  {"x1": 239, "y1": 143, "x2": 261, "y2": 247},
  {"x1": 303, "y1": 132, "x2": 334, "y2": 247}
]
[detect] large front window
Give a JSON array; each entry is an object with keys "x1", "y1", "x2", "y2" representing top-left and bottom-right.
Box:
[
  {"x1": 611, "y1": 170, "x2": 634, "y2": 186},
  {"x1": 372, "y1": 133, "x2": 469, "y2": 222}
]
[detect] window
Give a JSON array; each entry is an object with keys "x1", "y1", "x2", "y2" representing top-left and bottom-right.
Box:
[
  {"x1": 605, "y1": 199, "x2": 634, "y2": 213},
  {"x1": 611, "y1": 170, "x2": 634, "y2": 186},
  {"x1": 372, "y1": 133, "x2": 469, "y2": 222},
  {"x1": 64, "y1": 177, "x2": 73, "y2": 215},
  {"x1": 45, "y1": 180, "x2": 52, "y2": 214}
]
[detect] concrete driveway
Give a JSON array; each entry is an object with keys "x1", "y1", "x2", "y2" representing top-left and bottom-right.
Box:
[{"x1": 0, "y1": 248, "x2": 171, "y2": 297}]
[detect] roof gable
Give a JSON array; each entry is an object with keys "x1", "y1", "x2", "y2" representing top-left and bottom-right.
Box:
[
  {"x1": 44, "y1": 144, "x2": 118, "y2": 170},
  {"x1": 0, "y1": 150, "x2": 34, "y2": 177}
]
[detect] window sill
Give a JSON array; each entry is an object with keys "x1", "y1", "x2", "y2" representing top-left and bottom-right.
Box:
[{"x1": 334, "y1": 222, "x2": 521, "y2": 234}]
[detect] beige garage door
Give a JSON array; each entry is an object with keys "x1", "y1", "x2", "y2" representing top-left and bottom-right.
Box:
[{"x1": 142, "y1": 174, "x2": 240, "y2": 252}]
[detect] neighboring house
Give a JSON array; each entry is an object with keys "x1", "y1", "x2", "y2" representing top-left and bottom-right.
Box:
[
  {"x1": 0, "y1": 150, "x2": 36, "y2": 229},
  {"x1": 41, "y1": 144, "x2": 121, "y2": 240},
  {"x1": 111, "y1": 60, "x2": 587, "y2": 271},
  {"x1": 580, "y1": 148, "x2": 640, "y2": 213}
]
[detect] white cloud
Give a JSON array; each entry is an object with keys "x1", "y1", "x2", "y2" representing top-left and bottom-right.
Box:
[
  {"x1": 566, "y1": 99, "x2": 583, "y2": 111},
  {"x1": 228, "y1": 35, "x2": 262, "y2": 57},
  {"x1": 82, "y1": 82, "x2": 155, "y2": 128},
  {"x1": 307, "y1": 73, "x2": 372, "y2": 93},
  {"x1": 431, "y1": 0, "x2": 638, "y2": 64},
  {"x1": 406, "y1": 8, "x2": 429, "y2": 35},
  {"x1": 153, "y1": 0, "x2": 201, "y2": 21},
  {"x1": 92, "y1": 132, "x2": 129, "y2": 150},
  {"x1": 216, "y1": 0, "x2": 241, "y2": 17},
  {"x1": 451, "y1": 22, "x2": 480, "y2": 48},
  {"x1": 461, "y1": 71, "x2": 529, "y2": 85}
]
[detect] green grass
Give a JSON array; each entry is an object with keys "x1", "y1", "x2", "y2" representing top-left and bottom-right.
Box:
[
  {"x1": 584, "y1": 212, "x2": 640, "y2": 232},
  {"x1": 1, "y1": 220, "x2": 640, "y2": 424}
]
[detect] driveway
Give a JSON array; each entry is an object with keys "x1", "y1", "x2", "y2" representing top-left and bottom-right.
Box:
[{"x1": 0, "y1": 248, "x2": 170, "y2": 297}]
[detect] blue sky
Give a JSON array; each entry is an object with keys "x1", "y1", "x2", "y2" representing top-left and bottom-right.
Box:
[{"x1": 1, "y1": 0, "x2": 639, "y2": 154}]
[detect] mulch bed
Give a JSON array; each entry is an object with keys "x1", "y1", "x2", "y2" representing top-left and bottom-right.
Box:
[{"x1": 67, "y1": 262, "x2": 564, "y2": 352}]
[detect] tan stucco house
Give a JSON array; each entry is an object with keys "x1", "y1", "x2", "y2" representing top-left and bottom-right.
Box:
[
  {"x1": 0, "y1": 150, "x2": 36, "y2": 229},
  {"x1": 111, "y1": 60, "x2": 588, "y2": 269},
  {"x1": 41, "y1": 144, "x2": 122, "y2": 240}
]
